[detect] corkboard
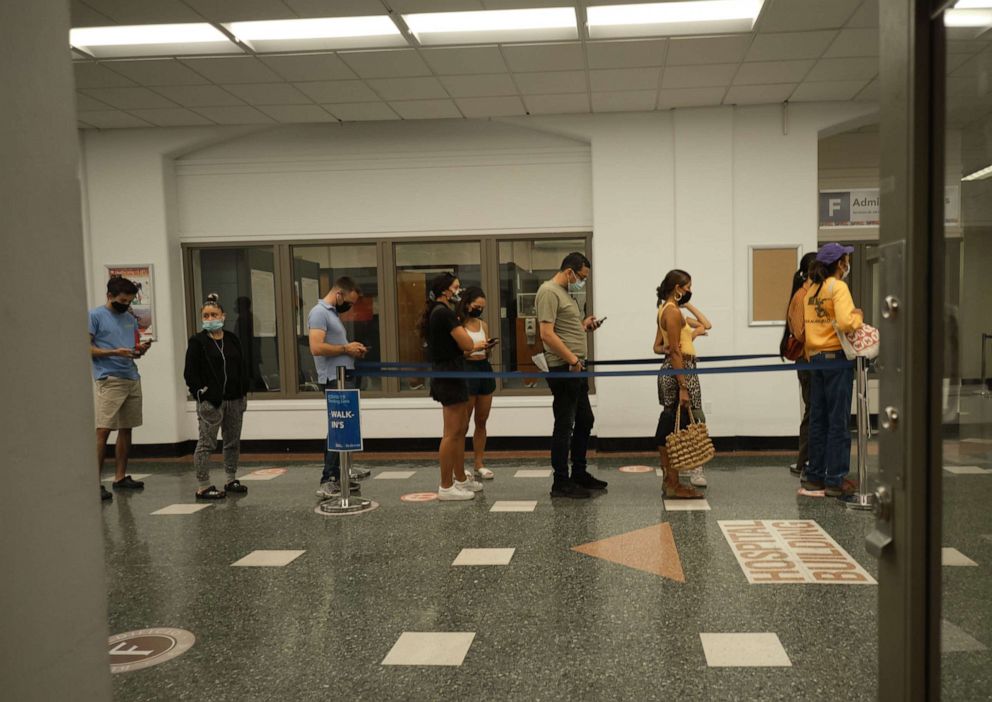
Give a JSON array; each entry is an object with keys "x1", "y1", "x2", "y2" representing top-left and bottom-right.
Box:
[{"x1": 750, "y1": 246, "x2": 799, "y2": 324}]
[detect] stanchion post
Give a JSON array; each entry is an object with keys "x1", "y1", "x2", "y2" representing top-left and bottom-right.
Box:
[
  {"x1": 845, "y1": 355, "x2": 875, "y2": 511},
  {"x1": 318, "y1": 365, "x2": 374, "y2": 515},
  {"x1": 981, "y1": 333, "x2": 991, "y2": 397}
]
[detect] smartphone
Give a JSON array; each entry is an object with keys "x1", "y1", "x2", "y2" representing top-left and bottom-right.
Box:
[{"x1": 486, "y1": 338, "x2": 499, "y2": 346}]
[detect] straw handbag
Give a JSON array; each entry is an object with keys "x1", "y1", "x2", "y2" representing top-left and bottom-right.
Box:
[{"x1": 665, "y1": 407, "x2": 717, "y2": 472}]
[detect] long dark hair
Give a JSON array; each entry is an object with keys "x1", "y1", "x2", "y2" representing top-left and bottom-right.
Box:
[
  {"x1": 656, "y1": 269, "x2": 691, "y2": 306},
  {"x1": 417, "y1": 272, "x2": 457, "y2": 341},
  {"x1": 809, "y1": 256, "x2": 845, "y2": 285},
  {"x1": 456, "y1": 286, "x2": 485, "y2": 324},
  {"x1": 779, "y1": 253, "x2": 817, "y2": 357}
]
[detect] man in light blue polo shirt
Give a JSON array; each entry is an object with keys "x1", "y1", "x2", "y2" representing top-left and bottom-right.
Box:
[{"x1": 308, "y1": 276, "x2": 368, "y2": 498}]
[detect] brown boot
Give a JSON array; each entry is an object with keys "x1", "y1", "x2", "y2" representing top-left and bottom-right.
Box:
[{"x1": 663, "y1": 469, "x2": 705, "y2": 499}]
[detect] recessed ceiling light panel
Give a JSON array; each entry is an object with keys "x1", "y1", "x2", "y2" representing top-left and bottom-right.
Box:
[
  {"x1": 403, "y1": 8, "x2": 578, "y2": 45},
  {"x1": 586, "y1": 0, "x2": 765, "y2": 39},
  {"x1": 226, "y1": 16, "x2": 407, "y2": 52},
  {"x1": 70, "y1": 24, "x2": 239, "y2": 58}
]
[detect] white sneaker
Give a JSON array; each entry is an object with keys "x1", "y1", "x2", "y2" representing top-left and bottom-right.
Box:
[
  {"x1": 438, "y1": 484, "x2": 475, "y2": 501},
  {"x1": 455, "y1": 477, "x2": 483, "y2": 493},
  {"x1": 689, "y1": 468, "x2": 708, "y2": 488}
]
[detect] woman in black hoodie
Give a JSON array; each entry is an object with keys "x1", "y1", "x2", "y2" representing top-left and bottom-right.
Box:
[{"x1": 184, "y1": 294, "x2": 250, "y2": 500}]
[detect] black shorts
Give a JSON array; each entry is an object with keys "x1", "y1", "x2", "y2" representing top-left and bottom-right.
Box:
[
  {"x1": 429, "y1": 359, "x2": 469, "y2": 407},
  {"x1": 465, "y1": 359, "x2": 496, "y2": 396}
]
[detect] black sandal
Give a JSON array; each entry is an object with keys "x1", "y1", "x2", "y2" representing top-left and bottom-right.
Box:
[
  {"x1": 196, "y1": 485, "x2": 226, "y2": 500},
  {"x1": 224, "y1": 479, "x2": 248, "y2": 494}
]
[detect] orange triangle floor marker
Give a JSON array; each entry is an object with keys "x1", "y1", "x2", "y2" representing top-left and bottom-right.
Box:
[{"x1": 572, "y1": 522, "x2": 685, "y2": 582}]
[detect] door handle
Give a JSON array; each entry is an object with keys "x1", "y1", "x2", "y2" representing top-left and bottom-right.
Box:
[{"x1": 865, "y1": 484, "x2": 894, "y2": 558}]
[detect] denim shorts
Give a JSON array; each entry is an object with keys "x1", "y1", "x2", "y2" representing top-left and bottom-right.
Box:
[{"x1": 465, "y1": 359, "x2": 496, "y2": 396}]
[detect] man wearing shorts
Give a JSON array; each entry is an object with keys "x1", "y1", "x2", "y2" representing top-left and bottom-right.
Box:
[{"x1": 90, "y1": 277, "x2": 152, "y2": 501}]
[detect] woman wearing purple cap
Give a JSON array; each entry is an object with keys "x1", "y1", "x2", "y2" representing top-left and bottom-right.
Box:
[{"x1": 802, "y1": 243, "x2": 863, "y2": 498}]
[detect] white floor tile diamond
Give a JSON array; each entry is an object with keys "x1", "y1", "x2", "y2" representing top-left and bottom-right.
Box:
[
  {"x1": 942, "y1": 547, "x2": 978, "y2": 567},
  {"x1": 452, "y1": 548, "x2": 515, "y2": 566},
  {"x1": 374, "y1": 471, "x2": 416, "y2": 480},
  {"x1": 700, "y1": 633, "x2": 792, "y2": 667},
  {"x1": 943, "y1": 620, "x2": 988, "y2": 653},
  {"x1": 514, "y1": 469, "x2": 552, "y2": 478},
  {"x1": 664, "y1": 499, "x2": 711, "y2": 511},
  {"x1": 231, "y1": 550, "x2": 306, "y2": 567},
  {"x1": 490, "y1": 501, "x2": 538, "y2": 512},
  {"x1": 382, "y1": 632, "x2": 476, "y2": 666},
  {"x1": 943, "y1": 465, "x2": 991, "y2": 475},
  {"x1": 151, "y1": 504, "x2": 211, "y2": 515}
]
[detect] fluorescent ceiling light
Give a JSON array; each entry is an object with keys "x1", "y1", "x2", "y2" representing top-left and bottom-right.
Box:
[
  {"x1": 69, "y1": 24, "x2": 238, "y2": 58},
  {"x1": 945, "y1": 8, "x2": 992, "y2": 26},
  {"x1": 587, "y1": 0, "x2": 764, "y2": 39},
  {"x1": 954, "y1": 1, "x2": 992, "y2": 9},
  {"x1": 962, "y1": 164, "x2": 992, "y2": 181},
  {"x1": 226, "y1": 16, "x2": 405, "y2": 52},
  {"x1": 403, "y1": 8, "x2": 578, "y2": 45}
]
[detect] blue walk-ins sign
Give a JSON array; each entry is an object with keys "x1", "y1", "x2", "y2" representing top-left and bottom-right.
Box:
[{"x1": 326, "y1": 389, "x2": 362, "y2": 452}]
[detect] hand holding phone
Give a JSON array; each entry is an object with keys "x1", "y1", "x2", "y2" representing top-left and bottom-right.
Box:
[{"x1": 486, "y1": 338, "x2": 499, "y2": 347}]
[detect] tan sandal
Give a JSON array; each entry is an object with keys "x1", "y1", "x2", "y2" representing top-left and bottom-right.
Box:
[
  {"x1": 474, "y1": 466, "x2": 495, "y2": 480},
  {"x1": 662, "y1": 482, "x2": 705, "y2": 499}
]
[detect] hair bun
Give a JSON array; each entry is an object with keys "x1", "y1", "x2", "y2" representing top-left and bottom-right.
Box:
[{"x1": 206, "y1": 293, "x2": 219, "y2": 303}]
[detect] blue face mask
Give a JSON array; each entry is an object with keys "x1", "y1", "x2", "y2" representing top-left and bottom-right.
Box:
[
  {"x1": 202, "y1": 320, "x2": 224, "y2": 332},
  {"x1": 567, "y1": 270, "x2": 586, "y2": 293}
]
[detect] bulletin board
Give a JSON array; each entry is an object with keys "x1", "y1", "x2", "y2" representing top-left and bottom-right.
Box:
[{"x1": 748, "y1": 246, "x2": 801, "y2": 326}]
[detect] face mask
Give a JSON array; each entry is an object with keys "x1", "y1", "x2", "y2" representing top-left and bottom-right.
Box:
[
  {"x1": 111, "y1": 301, "x2": 130, "y2": 314},
  {"x1": 468, "y1": 308, "x2": 483, "y2": 318},
  {"x1": 335, "y1": 301, "x2": 352, "y2": 314},
  {"x1": 678, "y1": 291, "x2": 692, "y2": 306},
  {"x1": 567, "y1": 270, "x2": 586, "y2": 293},
  {"x1": 841, "y1": 262, "x2": 851, "y2": 280},
  {"x1": 202, "y1": 320, "x2": 224, "y2": 332},
  {"x1": 449, "y1": 289, "x2": 462, "y2": 303}
]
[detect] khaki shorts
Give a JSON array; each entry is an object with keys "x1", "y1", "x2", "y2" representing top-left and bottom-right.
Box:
[{"x1": 94, "y1": 377, "x2": 143, "y2": 429}]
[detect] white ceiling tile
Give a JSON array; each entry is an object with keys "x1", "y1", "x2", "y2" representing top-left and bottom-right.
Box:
[
  {"x1": 455, "y1": 96, "x2": 526, "y2": 117},
  {"x1": 758, "y1": 0, "x2": 861, "y2": 32},
  {"x1": 666, "y1": 35, "x2": 751, "y2": 66},
  {"x1": 80, "y1": 87, "x2": 179, "y2": 109},
  {"x1": 657, "y1": 87, "x2": 726, "y2": 109},
  {"x1": 75, "y1": 93, "x2": 112, "y2": 111},
  {"x1": 734, "y1": 60, "x2": 814, "y2": 85},
  {"x1": 368, "y1": 77, "x2": 448, "y2": 100},
  {"x1": 389, "y1": 99, "x2": 462, "y2": 119},
  {"x1": 591, "y1": 90, "x2": 657, "y2": 113},
  {"x1": 339, "y1": 50, "x2": 432, "y2": 79},
  {"x1": 513, "y1": 70, "x2": 587, "y2": 94},
  {"x1": 845, "y1": 1, "x2": 879, "y2": 28},
  {"x1": 390, "y1": 0, "x2": 482, "y2": 11},
  {"x1": 78, "y1": 120, "x2": 96, "y2": 129},
  {"x1": 323, "y1": 101, "x2": 400, "y2": 121},
  {"x1": 586, "y1": 39, "x2": 667, "y2": 69},
  {"x1": 191, "y1": 106, "x2": 276, "y2": 124},
  {"x1": 256, "y1": 104, "x2": 337, "y2": 123},
  {"x1": 80, "y1": 0, "x2": 202, "y2": 24},
  {"x1": 77, "y1": 110, "x2": 152, "y2": 128},
  {"x1": 723, "y1": 83, "x2": 796, "y2": 105},
  {"x1": 805, "y1": 57, "x2": 877, "y2": 82},
  {"x1": 128, "y1": 108, "x2": 215, "y2": 126},
  {"x1": 439, "y1": 74, "x2": 517, "y2": 98},
  {"x1": 589, "y1": 67, "x2": 660, "y2": 92},
  {"x1": 662, "y1": 63, "x2": 737, "y2": 89},
  {"x1": 180, "y1": 57, "x2": 283, "y2": 84},
  {"x1": 790, "y1": 80, "x2": 868, "y2": 101},
  {"x1": 182, "y1": 0, "x2": 296, "y2": 22},
  {"x1": 221, "y1": 83, "x2": 313, "y2": 105},
  {"x1": 294, "y1": 80, "x2": 380, "y2": 102},
  {"x1": 74, "y1": 63, "x2": 137, "y2": 89},
  {"x1": 501, "y1": 43, "x2": 585, "y2": 72},
  {"x1": 71, "y1": 0, "x2": 113, "y2": 27},
  {"x1": 285, "y1": 0, "x2": 389, "y2": 17},
  {"x1": 745, "y1": 31, "x2": 837, "y2": 62},
  {"x1": 855, "y1": 79, "x2": 879, "y2": 102},
  {"x1": 823, "y1": 28, "x2": 878, "y2": 58},
  {"x1": 261, "y1": 54, "x2": 358, "y2": 82},
  {"x1": 947, "y1": 53, "x2": 974, "y2": 75},
  {"x1": 523, "y1": 93, "x2": 589, "y2": 114},
  {"x1": 101, "y1": 59, "x2": 211, "y2": 86},
  {"x1": 421, "y1": 47, "x2": 508, "y2": 75},
  {"x1": 152, "y1": 85, "x2": 245, "y2": 107}
]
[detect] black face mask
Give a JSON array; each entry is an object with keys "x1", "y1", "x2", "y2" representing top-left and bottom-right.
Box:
[
  {"x1": 111, "y1": 301, "x2": 130, "y2": 313},
  {"x1": 468, "y1": 308, "x2": 484, "y2": 318},
  {"x1": 335, "y1": 302, "x2": 352, "y2": 314},
  {"x1": 678, "y1": 291, "x2": 692, "y2": 307}
]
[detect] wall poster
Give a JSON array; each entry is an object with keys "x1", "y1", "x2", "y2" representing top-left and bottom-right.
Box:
[{"x1": 105, "y1": 264, "x2": 155, "y2": 340}]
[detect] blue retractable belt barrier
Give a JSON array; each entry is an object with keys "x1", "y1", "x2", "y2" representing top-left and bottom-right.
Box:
[{"x1": 357, "y1": 353, "x2": 785, "y2": 370}]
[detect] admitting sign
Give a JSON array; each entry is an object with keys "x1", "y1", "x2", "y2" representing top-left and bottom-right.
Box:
[{"x1": 326, "y1": 389, "x2": 362, "y2": 452}]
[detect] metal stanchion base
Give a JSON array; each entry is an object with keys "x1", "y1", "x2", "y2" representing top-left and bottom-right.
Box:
[
  {"x1": 842, "y1": 493, "x2": 876, "y2": 511},
  {"x1": 316, "y1": 496, "x2": 377, "y2": 515}
]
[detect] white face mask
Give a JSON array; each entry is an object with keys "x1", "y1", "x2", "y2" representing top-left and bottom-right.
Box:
[
  {"x1": 841, "y1": 262, "x2": 851, "y2": 280},
  {"x1": 567, "y1": 270, "x2": 586, "y2": 293}
]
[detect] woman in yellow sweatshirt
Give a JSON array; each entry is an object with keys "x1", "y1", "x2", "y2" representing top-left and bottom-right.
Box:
[{"x1": 802, "y1": 243, "x2": 863, "y2": 498}]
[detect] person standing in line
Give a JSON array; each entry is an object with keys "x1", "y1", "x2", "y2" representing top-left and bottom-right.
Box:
[
  {"x1": 653, "y1": 269, "x2": 711, "y2": 499},
  {"x1": 310, "y1": 277, "x2": 369, "y2": 499},
  {"x1": 91, "y1": 276, "x2": 153, "y2": 502},
  {"x1": 802, "y1": 243, "x2": 863, "y2": 498},
  {"x1": 419, "y1": 273, "x2": 491, "y2": 500},
  {"x1": 536, "y1": 252, "x2": 607, "y2": 499},
  {"x1": 184, "y1": 294, "x2": 251, "y2": 500},
  {"x1": 458, "y1": 287, "x2": 496, "y2": 480},
  {"x1": 780, "y1": 252, "x2": 818, "y2": 478}
]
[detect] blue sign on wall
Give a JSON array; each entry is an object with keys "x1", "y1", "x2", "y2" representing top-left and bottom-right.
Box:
[{"x1": 326, "y1": 389, "x2": 362, "y2": 452}]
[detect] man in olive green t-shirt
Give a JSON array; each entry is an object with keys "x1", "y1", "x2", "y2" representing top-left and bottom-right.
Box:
[{"x1": 535, "y1": 252, "x2": 606, "y2": 499}]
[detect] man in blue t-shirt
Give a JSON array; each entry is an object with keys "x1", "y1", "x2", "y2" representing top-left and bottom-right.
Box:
[
  {"x1": 308, "y1": 276, "x2": 367, "y2": 498},
  {"x1": 90, "y1": 277, "x2": 153, "y2": 502}
]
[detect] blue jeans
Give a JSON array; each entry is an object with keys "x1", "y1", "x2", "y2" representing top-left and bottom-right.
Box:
[
  {"x1": 321, "y1": 377, "x2": 356, "y2": 484},
  {"x1": 545, "y1": 366, "x2": 595, "y2": 484},
  {"x1": 806, "y1": 353, "x2": 854, "y2": 487}
]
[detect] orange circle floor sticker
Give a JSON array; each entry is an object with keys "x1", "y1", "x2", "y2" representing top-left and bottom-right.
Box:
[
  {"x1": 619, "y1": 465, "x2": 654, "y2": 474},
  {"x1": 401, "y1": 492, "x2": 438, "y2": 503},
  {"x1": 109, "y1": 628, "x2": 195, "y2": 674}
]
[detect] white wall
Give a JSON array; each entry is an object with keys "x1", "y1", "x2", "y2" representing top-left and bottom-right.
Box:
[{"x1": 80, "y1": 103, "x2": 875, "y2": 446}]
